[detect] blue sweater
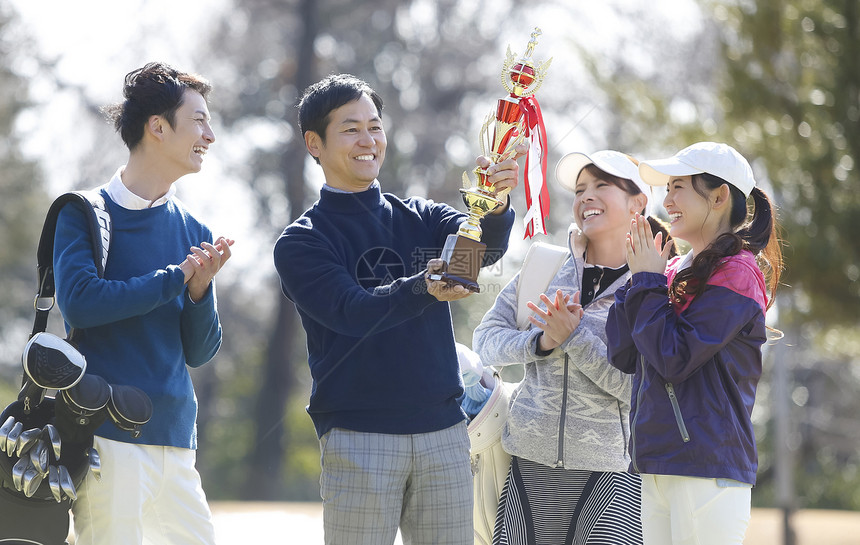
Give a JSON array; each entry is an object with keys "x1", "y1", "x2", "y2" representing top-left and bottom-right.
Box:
[
  {"x1": 53, "y1": 190, "x2": 222, "y2": 449},
  {"x1": 274, "y1": 184, "x2": 514, "y2": 438}
]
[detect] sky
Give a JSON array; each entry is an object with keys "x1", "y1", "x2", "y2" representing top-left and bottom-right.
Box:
[{"x1": 9, "y1": 0, "x2": 228, "y2": 85}]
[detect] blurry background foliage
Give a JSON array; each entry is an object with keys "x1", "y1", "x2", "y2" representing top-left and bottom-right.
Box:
[{"x1": 0, "y1": 0, "x2": 857, "y2": 509}]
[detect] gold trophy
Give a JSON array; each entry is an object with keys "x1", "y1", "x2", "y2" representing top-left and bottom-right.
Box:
[{"x1": 430, "y1": 28, "x2": 552, "y2": 292}]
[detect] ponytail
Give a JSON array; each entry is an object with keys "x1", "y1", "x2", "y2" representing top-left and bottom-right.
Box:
[{"x1": 744, "y1": 187, "x2": 783, "y2": 308}]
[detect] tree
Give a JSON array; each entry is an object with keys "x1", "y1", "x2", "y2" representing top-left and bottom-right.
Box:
[
  {"x1": 709, "y1": 0, "x2": 860, "y2": 327},
  {"x1": 209, "y1": 0, "x2": 322, "y2": 502},
  {"x1": 0, "y1": 5, "x2": 52, "y2": 391}
]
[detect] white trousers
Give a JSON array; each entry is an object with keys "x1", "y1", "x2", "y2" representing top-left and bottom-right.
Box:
[
  {"x1": 641, "y1": 473, "x2": 751, "y2": 545},
  {"x1": 71, "y1": 436, "x2": 217, "y2": 545}
]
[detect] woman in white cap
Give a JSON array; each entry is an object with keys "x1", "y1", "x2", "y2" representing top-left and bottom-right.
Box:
[
  {"x1": 474, "y1": 150, "x2": 672, "y2": 544},
  {"x1": 606, "y1": 142, "x2": 783, "y2": 544}
]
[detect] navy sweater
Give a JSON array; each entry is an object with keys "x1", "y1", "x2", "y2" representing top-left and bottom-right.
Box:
[{"x1": 274, "y1": 184, "x2": 514, "y2": 438}]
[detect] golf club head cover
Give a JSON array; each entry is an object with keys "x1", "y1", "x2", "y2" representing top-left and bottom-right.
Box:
[
  {"x1": 107, "y1": 384, "x2": 153, "y2": 438},
  {"x1": 22, "y1": 332, "x2": 87, "y2": 390},
  {"x1": 54, "y1": 374, "x2": 110, "y2": 444}
]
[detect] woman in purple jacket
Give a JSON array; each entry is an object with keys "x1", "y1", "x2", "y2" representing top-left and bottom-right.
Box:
[{"x1": 606, "y1": 142, "x2": 783, "y2": 545}]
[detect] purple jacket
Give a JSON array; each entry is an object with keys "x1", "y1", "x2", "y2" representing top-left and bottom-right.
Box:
[{"x1": 606, "y1": 250, "x2": 768, "y2": 485}]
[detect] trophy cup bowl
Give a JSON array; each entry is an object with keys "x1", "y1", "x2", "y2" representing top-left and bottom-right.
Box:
[
  {"x1": 510, "y1": 63, "x2": 536, "y2": 87},
  {"x1": 458, "y1": 183, "x2": 508, "y2": 242}
]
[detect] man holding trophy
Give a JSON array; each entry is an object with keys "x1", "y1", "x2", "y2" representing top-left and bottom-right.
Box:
[{"x1": 274, "y1": 29, "x2": 549, "y2": 545}]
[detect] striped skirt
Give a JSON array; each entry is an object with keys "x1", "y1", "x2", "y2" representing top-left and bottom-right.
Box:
[{"x1": 493, "y1": 456, "x2": 642, "y2": 545}]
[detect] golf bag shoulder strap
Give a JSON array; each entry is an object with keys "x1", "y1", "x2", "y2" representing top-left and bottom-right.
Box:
[
  {"x1": 515, "y1": 241, "x2": 569, "y2": 331},
  {"x1": 32, "y1": 190, "x2": 112, "y2": 336}
]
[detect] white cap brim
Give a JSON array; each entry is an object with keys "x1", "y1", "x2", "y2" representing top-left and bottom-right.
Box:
[
  {"x1": 556, "y1": 150, "x2": 652, "y2": 216},
  {"x1": 638, "y1": 158, "x2": 704, "y2": 187}
]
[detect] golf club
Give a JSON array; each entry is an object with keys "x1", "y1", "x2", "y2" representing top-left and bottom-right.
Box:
[
  {"x1": 22, "y1": 465, "x2": 44, "y2": 498},
  {"x1": 44, "y1": 423, "x2": 61, "y2": 459},
  {"x1": 15, "y1": 428, "x2": 42, "y2": 458},
  {"x1": 0, "y1": 415, "x2": 15, "y2": 453},
  {"x1": 48, "y1": 465, "x2": 62, "y2": 502},
  {"x1": 5, "y1": 421, "x2": 23, "y2": 455},
  {"x1": 88, "y1": 446, "x2": 101, "y2": 481},
  {"x1": 58, "y1": 464, "x2": 77, "y2": 500},
  {"x1": 11, "y1": 456, "x2": 30, "y2": 491},
  {"x1": 30, "y1": 439, "x2": 49, "y2": 475}
]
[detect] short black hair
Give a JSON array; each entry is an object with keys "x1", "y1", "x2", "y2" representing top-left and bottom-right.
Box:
[
  {"x1": 102, "y1": 62, "x2": 212, "y2": 150},
  {"x1": 297, "y1": 74, "x2": 384, "y2": 147}
]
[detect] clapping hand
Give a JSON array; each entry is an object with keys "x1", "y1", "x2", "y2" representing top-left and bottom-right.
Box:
[
  {"x1": 528, "y1": 289, "x2": 584, "y2": 352},
  {"x1": 626, "y1": 214, "x2": 673, "y2": 275},
  {"x1": 180, "y1": 236, "x2": 235, "y2": 302}
]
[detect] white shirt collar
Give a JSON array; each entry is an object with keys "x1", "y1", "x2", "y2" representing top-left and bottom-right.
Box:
[
  {"x1": 677, "y1": 251, "x2": 695, "y2": 271},
  {"x1": 105, "y1": 166, "x2": 176, "y2": 210}
]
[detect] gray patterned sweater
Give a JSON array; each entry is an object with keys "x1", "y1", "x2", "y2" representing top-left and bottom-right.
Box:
[{"x1": 473, "y1": 228, "x2": 633, "y2": 471}]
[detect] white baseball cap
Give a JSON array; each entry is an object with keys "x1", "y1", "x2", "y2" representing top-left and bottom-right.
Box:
[
  {"x1": 556, "y1": 150, "x2": 652, "y2": 216},
  {"x1": 639, "y1": 142, "x2": 756, "y2": 197}
]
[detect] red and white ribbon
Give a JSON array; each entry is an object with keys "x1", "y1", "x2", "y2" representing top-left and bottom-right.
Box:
[{"x1": 519, "y1": 96, "x2": 549, "y2": 238}]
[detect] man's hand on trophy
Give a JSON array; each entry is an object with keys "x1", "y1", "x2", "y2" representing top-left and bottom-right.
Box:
[
  {"x1": 478, "y1": 141, "x2": 529, "y2": 214},
  {"x1": 425, "y1": 259, "x2": 473, "y2": 302}
]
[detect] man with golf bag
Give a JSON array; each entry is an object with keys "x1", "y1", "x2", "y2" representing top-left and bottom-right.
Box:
[{"x1": 1, "y1": 61, "x2": 233, "y2": 544}]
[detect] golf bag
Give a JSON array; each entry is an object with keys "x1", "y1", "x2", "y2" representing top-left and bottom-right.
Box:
[{"x1": 0, "y1": 191, "x2": 152, "y2": 544}]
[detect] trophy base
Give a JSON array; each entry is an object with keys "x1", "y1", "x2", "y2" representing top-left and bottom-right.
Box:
[{"x1": 428, "y1": 234, "x2": 486, "y2": 293}]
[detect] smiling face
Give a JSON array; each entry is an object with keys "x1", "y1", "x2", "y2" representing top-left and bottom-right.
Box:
[
  {"x1": 663, "y1": 175, "x2": 732, "y2": 253},
  {"x1": 573, "y1": 167, "x2": 645, "y2": 244},
  {"x1": 160, "y1": 89, "x2": 215, "y2": 178},
  {"x1": 305, "y1": 94, "x2": 387, "y2": 192}
]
